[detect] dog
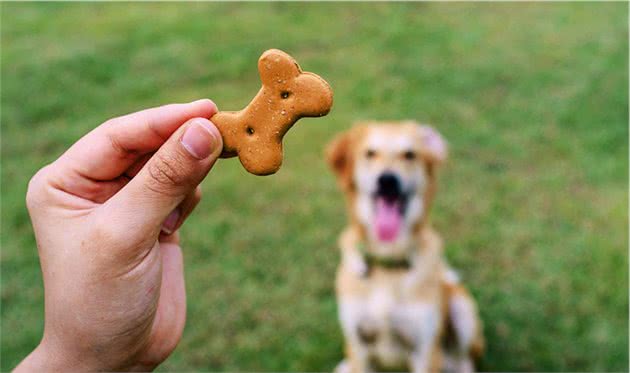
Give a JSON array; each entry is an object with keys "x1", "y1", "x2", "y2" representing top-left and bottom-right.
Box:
[{"x1": 325, "y1": 121, "x2": 484, "y2": 373}]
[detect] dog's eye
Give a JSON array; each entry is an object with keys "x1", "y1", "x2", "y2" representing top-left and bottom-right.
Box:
[
  {"x1": 365, "y1": 149, "x2": 376, "y2": 159},
  {"x1": 403, "y1": 150, "x2": 416, "y2": 160}
]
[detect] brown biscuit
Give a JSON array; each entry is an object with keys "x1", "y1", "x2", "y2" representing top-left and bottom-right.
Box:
[{"x1": 211, "y1": 49, "x2": 333, "y2": 175}]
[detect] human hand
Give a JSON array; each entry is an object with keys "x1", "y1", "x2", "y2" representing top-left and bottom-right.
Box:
[{"x1": 15, "y1": 99, "x2": 222, "y2": 371}]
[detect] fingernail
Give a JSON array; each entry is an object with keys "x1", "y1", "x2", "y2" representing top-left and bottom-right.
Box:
[
  {"x1": 180, "y1": 119, "x2": 217, "y2": 159},
  {"x1": 161, "y1": 209, "x2": 180, "y2": 235}
]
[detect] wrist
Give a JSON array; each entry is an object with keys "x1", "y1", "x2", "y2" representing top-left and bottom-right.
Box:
[
  {"x1": 16, "y1": 337, "x2": 158, "y2": 372},
  {"x1": 15, "y1": 339, "x2": 84, "y2": 372}
]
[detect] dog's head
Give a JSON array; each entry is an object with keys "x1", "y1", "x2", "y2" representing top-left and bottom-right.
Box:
[{"x1": 326, "y1": 121, "x2": 447, "y2": 251}]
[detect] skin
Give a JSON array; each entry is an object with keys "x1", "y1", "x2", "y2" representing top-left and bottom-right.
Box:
[{"x1": 15, "y1": 99, "x2": 223, "y2": 372}]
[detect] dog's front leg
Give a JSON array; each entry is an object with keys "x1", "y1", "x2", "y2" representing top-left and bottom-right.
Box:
[
  {"x1": 335, "y1": 355, "x2": 371, "y2": 373},
  {"x1": 338, "y1": 298, "x2": 373, "y2": 373},
  {"x1": 409, "y1": 342, "x2": 442, "y2": 373},
  {"x1": 347, "y1": 344, "x2": 371, "y2": 373},
  {"x1": 444, "y1": 280, "x2": 484, "y2": 373},
  {"x1": 394, "y1": 302, "x2": 442, "y2": 373}
]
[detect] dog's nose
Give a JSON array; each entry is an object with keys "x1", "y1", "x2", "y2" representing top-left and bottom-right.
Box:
[{"x1": 377, "y1": 173, "x2": 401, "y2": 198}]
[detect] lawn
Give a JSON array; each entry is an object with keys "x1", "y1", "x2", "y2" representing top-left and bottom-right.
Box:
[{"x1": 1, "y1": 2, "x2": 628, "y2": 371}]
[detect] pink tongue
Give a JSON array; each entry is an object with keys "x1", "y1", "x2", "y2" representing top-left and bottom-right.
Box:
[{"x1": 375, "y1": 198, "x2": 402, "y2": 242}]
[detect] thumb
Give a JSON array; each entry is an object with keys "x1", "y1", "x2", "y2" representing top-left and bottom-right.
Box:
[{"x1": 104, "y1": 117, "x2": 222, "y2": 235}]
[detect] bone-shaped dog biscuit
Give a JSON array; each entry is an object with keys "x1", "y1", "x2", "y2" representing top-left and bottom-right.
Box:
[{"x1": 211, "y1": 49, "x2": 333, "y2": 175}]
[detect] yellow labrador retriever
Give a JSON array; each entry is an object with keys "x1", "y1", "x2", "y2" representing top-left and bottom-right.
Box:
[{"x1": 326, "y1": 121, "x2": 484, "y2": 373}]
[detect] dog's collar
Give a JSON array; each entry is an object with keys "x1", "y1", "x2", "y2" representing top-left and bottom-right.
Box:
[{"x1": 358, "y1": 242, "x2": 412, "y2": 272}]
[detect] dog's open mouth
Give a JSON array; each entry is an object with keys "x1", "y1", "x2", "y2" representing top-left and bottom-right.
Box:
[{"x1": 374, "y1": 174, "x2": 407, "y2": 242}]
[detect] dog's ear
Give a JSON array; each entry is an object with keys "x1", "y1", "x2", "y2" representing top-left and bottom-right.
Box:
[
  {"x1": 325, "y1": 129, "x2": 354, "y2": 190},
  {"x1": 415, "y1": 124, "x2": 447, "y2": 220},
  {"x1": 417, "y1": 124, "x2": 447, "y2": 166}
]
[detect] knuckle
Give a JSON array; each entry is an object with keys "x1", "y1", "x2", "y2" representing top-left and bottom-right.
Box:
[
  {"x1": 26, "y1": 165, "x2": 52, "y2": 210},
  {"x1": 101, "y1": 117, "x2": 121, "y2": 130},
  {"x1": 90, "y1": 217, "x2": 143, "y2": 253},
  {"x1": 145, "y1": 153, "x2": 189, "y2": 195},
  {"x1": 90, "y1": 222, "x2": 120, "y2": 247}
]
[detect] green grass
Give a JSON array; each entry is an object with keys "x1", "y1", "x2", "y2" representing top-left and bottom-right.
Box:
[{"x1": 1, "y1": 2, "x2": 628, "y2": 371}]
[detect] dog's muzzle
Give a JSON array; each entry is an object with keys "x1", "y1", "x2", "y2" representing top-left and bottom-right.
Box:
[
  {"x1": 373, "y1": 172, "x2": 407, "y2": 242},
  {"x1": 377, "y1": 173, "x2": 402, "y2": 202}
]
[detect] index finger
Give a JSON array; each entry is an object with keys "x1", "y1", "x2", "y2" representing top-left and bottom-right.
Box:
[{"x1": 56, "y1": 99, "x2": 218, "y2": 181}]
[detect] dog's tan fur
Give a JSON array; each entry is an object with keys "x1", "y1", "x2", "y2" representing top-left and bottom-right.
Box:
[{"x1": 326, "y1": 122, "x2": 483, "y2": 373}]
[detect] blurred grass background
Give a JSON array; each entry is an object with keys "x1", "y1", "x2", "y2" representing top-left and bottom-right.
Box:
[{"x1": 1, "y1": 2, "x2": 628, "y2": 371}]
